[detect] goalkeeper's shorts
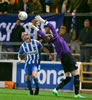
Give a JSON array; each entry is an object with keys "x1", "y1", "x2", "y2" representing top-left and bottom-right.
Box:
[{"x1": 61, "y1": 52, "x2": 78, "y2": 73}]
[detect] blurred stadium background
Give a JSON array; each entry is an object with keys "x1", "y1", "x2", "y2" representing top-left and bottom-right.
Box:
[{"x1": 0, "y1": 0, "x2": 92, "y2": 99}]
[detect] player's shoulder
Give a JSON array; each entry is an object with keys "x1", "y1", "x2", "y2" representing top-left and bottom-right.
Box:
[
  {"x1": 32, "y1": 39, "x2": 42, "y2": 47},
  {"x1": 32, "y1": 39, "x2": 40, "y2": 43},
  {"x1": 32, "y1": 39, "x2": 38, "y2": 41},
  {"x1": 21, "y1": 41, "x2": 26, "y2": 47}
]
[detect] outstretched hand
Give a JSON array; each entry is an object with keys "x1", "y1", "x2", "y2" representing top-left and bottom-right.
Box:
[
  {"x1": 29, "y1": 22, "x2": 34, "y2": 28},
  {"x1": 35, "y1": 15, "x2": 46, "y2": 23}
]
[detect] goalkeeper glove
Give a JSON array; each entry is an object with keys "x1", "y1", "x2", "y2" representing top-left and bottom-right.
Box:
[{"x1": 35, "y1": 15, "x2": 46, "y2": 23}]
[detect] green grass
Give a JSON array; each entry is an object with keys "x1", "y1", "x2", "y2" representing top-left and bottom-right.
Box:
[{"x1": 0, "y1": 88, "x2": 92, "y2": 100}]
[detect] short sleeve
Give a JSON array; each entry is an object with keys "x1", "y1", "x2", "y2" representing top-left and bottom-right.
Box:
[
  {"x1": 19, "y1": 45, "x2": 25, "y2": 54},
  {"x1": 36, "y1": 41, "x2": 42, "y2": 49}
]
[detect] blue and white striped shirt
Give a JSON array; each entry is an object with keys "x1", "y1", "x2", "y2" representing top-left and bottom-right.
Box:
[{"x1": 19, "y1": 39, "x2": 42, "y2": 65}]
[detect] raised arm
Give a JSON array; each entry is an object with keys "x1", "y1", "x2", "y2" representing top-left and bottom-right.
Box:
[
  {"x1": 29, "y1": 22, "x2": 45, "y2": 37},
  {"x1": 46, "y1": 23, "x2": 57, "y2": 36},
  {"x1": 35, "y1": 15, "x2": 57, "y2": 36}
]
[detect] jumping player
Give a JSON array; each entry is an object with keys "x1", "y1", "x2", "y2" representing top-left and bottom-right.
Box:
[
  {"x1": 28, "y1": 15, "x2": 85, "y2": 98},
  {"x1": 18, "y1": 32, "x2": 53, "y2": 95}
]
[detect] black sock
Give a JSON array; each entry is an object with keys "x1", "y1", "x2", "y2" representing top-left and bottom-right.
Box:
[
  {"x1": 56, "y1": 77, "x2": 71, "y2": 90},
  {"x1": 74, "y1": 75, "x2": 79, "y2": 95},
  {"x1": 26, "y1": 80, "x2": 32, "y2": 91},
  {"x1": 34, "y1": 78, "x2": 39, "y2": 88}
]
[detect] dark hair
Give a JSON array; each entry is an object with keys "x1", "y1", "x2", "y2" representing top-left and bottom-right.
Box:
[
  {"x1": 44, "y1": 25, "x2": 49, "y2": 28},
  {"x1": 16, "y1": 18, "x2": 21, "y2": 22},
  {"x1": 31, "y1": 18, "x2": 37, "y2": 22}
]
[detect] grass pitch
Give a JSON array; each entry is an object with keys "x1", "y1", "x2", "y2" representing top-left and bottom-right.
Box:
[{"x1": 0, "y1": 88, "x2": 92, "y2": 100}]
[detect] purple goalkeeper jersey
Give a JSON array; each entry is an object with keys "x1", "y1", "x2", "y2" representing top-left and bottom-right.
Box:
[{"x1": 38, "y1": 23, "x2": 70, "y2": 58}]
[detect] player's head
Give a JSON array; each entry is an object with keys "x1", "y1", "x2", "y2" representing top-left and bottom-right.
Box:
[
  {"x1": 45, "y1": 34, "x2": 53, "y2": 42},
  {"x1": 21, "y1": 32, "x2": 30, "y2": 42},
  {"x1": 44, "y1": 25, "x2": 51, "y2": 34},
  {"x1": 16, "y1": 18, "x2": 21, "y2": 25},
  {"x1": 31, "y1": 18, "x2": 37, "y2": 26}
]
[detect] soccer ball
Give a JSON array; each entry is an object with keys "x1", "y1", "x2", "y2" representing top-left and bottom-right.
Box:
[{"x1": 18, "y1": 11, "x2": 28, "y2": 21}]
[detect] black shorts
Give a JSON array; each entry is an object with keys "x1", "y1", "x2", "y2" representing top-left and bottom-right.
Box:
[{"x1": 61, "y1": 52, "x2": 78, "y2": 73}]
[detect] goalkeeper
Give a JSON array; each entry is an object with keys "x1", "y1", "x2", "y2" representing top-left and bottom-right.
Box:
[{"x1": 28, "y1": 15, "x2": 85, "y2": 98}]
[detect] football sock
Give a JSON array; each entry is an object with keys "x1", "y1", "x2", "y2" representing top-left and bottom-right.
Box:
[
  {"x1": 56, "y1": 77, "x2": 71, "y2": 90},
  {"x1": 26, "y1": 80, "x2": 32, "y2": 91},
  {"x1": 34, "y1": 78, "x2": 39, "y2": 88},
  {"x1": 74, "y1": 75, "x2": 79, "y2": 95}
]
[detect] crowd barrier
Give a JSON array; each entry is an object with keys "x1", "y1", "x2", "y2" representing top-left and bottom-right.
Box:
[
  {"x1": 0, "y1": 60, "x2": 74, "y2": 90},
  {"x1": 80, "y1": 62, "x2": 92, "y2": 92}
]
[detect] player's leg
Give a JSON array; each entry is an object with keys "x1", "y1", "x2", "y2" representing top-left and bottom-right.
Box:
[
  {"x1": 32, "y1": 65, "x2": 39, "y2": 95},
  {"x1": 25, "y1": 75, "x2": 33, "y2": 95},
  {"x1": 53, "y1": 53, "x2": 73, "y2": 96},
  {"x1": 72, "y1": 69, "x2": 79, "y2": 95},
  {"x1": 56, "y1": 72, "x2": 71, "y2": 90},
  {"x1": 63, "y1": 52, "x2": 85, "y2": 98},
  {"x1": 53, "y1": 72, "x2": 71, "y2": 96},
  {"x1": 25, "y1": 64, "x2": 33, "y2": 95},
  {"x1": 72, "y1": 69, "x2": 85, "y2": 98}
]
